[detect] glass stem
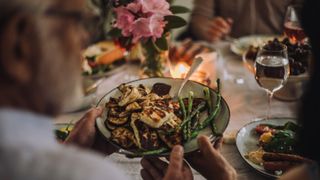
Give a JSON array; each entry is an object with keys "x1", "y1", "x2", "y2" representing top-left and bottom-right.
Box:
[{"x1": 267, "y1": 91, "x2": 273, "y2": 120}]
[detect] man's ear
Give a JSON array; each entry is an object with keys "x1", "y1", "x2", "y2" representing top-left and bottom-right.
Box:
[{"x1": 0, "y1": 13, "x2": 38, "y2": 84}]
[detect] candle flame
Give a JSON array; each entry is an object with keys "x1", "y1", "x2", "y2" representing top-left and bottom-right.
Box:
[{"x1": 171, "y1": 62, "x2": 190, "y2": 78}]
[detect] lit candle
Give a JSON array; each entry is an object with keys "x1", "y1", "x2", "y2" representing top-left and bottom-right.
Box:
[
  {"x1": 170, "y1": 61, "x2": 210, "y2": 86},
  {"x1": 170, "y1": 62, "x2": 190, "y2": 78}
]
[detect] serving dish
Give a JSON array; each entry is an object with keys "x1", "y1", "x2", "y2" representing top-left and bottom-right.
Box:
[{"x1": 95, "y1": 77, "x2": 230, "y2": 156}]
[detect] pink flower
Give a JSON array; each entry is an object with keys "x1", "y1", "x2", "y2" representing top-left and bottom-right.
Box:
[
  {"x1": 138, "y1": 0, "x2": 172, "y2": 16},
  {"x1": 131, "y1": 15, "x2": 167, "y2": 43},
  {"x1": 114, "y1": 6, "x2": 135, "y2": 37},
  {"x1": 126, "y1": 2, "x2": 141, "y2": 14},
  {"x1": 149, "y1": 15, "x2": 167, "y2": 40},
  {"x1": 113, "y1": 0, "x2": 172, "y2": 43},
  {"x1": 131, "y1": 18, "x2": 152, "y2": 43}
]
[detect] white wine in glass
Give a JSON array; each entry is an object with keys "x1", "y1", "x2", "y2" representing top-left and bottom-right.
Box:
[{"x1": 254, "y1": 43, "x2": 290, "y2": 119}]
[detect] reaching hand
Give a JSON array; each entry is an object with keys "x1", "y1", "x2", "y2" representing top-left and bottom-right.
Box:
[
  {"x1": 207, "y1": 17, "x2": 233, "y2": 42},
  {"x1": 186, "y1": 135, "x2": 237, "y2": 180},
  {"x1": 140, "y1": 146, "x2": 193, "y2": 180},
  {"x1": 64, "y1": 107, "x2": 117, "y2": 155}
]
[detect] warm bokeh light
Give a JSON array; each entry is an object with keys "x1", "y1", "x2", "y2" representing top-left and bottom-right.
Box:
[{"x1": 171, "y1": 62, "x2": 190, "y2": 78}]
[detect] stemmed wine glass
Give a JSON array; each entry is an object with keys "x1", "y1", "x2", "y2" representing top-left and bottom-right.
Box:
[
  {"x1": 254, "y1": 43, "x2": 290, "y2": 119},
  {"x1": 284, "y1": 5, "x2": 306, "y2": 44}
]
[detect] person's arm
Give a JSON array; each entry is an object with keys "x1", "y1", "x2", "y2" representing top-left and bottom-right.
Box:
[
  {"x1": 190, "y1": 0, "x2": 233, "y2": 42},
  {"x1": 190, "y1": 0, "x2": 215, "y2": 41},
  {"x1": 64, "y1": 107, "x2": 118, "y2": 155}
]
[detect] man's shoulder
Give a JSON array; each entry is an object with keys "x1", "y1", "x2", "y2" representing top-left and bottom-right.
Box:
[{"x1": 0, "y1": 143, "x2": 128, "y2": 180}]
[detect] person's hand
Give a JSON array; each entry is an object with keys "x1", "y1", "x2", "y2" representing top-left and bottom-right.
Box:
[
  {"x1": 140, "y1": 146, "x2": 193, "y2": 180},
  {"x1": 207, "y1": 17, "x2": 233, "y2": 42},
  {"x1": 64, "y1": 107, "x2": 117, "y2": 155},
  {"x1": 185, "y1": 135, "x2": 237, "y2": 180},
  {"x1": 169, "y1": 39, "x2": 211, "y2": 65}
]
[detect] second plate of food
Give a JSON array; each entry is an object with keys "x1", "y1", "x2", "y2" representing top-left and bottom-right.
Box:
[
  {"x1": 236, "y1": 117, "x2": 310, "y2": 178},
  {"x1": 96, "y1": 77, "x2": 230, "y2": 156}
]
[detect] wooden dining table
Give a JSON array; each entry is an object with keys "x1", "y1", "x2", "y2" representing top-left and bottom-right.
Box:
[{"x1": 55, "y1": 41, "x2": 299, "y2": 180}]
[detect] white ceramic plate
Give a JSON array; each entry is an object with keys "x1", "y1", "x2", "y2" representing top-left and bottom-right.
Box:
[
  {"x1": 96, "y1": 77, "x2": 230, "y2": 156},
  {"x1": 230, "y1": 35, "x2": 281, "y2": 56},
  {"x1": 236, "y1": 117, "x2": 297, "y2": 178}
]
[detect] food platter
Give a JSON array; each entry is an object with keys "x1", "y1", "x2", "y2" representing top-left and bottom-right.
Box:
[
  {"x1": 96, "y1": 77, "x2": 230, "y2": 156},
  {"x1": 230, "y1": 35, "x2": 281, "y2": 56},
  {"x1": 236, "y1": 117, "x2": 300, "y2": 178}
]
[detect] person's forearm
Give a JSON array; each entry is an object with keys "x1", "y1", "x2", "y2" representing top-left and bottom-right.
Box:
[{"x1": 190, "y1": 0, "x2": 214, "y2": 41}]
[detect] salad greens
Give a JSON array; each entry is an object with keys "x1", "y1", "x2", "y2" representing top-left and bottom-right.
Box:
[{"x1": 261, "y1": 122, "x2": 300, "y2": 154}]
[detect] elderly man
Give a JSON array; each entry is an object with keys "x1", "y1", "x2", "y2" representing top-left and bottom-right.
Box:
[{"x1": 0, "y1": 0, "x2": 195, "y2": 179}]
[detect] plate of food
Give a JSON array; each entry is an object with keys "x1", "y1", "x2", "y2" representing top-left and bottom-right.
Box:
[
  {"x1": 95, "y1": 77, "x2": 230, "y2": 156},
  {"x1": 82, "y1": 41, "x2": 126, "y2": 79},
  {"x1": 230, "y1": 35, "x2": 281, "y2": 56},
  {"x1": 242, "y1": 38, "x2": 311, "y2": 101},
  {"x1": 236, "y1": 117, "x2": 312, "y2": 178}
]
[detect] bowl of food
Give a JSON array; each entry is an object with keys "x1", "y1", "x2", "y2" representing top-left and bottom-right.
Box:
[
  {"x1": 242, "y1": 38, "x2": 312, "y2": 101},
  {"x1": 95, "y1": 77, "x2": 230, "y2": 156}
]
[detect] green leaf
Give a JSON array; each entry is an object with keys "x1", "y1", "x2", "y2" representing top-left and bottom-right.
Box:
[
  {"x1": 170, "y1": 6, "x2": 190, "y2": 14},
  {"x1": 108, "y1": 28, "x2": 122, "y2": 38},
  {"x1": 153, "y1": 36, "x2": 168, "y2": 51},
  {"x1": 164, "y1": 15, "x2": 187, "y2": 30}
]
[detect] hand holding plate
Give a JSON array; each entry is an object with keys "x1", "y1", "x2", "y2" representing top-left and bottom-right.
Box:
[{"x1": 64, "y1": 107, "x2": 118, "y2": 155}]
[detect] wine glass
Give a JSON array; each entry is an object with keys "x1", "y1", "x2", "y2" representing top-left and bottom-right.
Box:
[
  {"x1": 254, "y1": 43, "x2": 290, "y2": 119},
  {"x1": 284, "y1": 5, "x2": 306, "y2": 44}
]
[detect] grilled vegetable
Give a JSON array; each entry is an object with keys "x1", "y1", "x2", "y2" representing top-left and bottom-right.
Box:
[
  {"x1": 108, "y1": 116, "x2": 128, "y2": 126},
  {"x1": 151, "y1": 83, "x2": 171, "y2": 96},
  {"x1": 111, "y1": 127, "x2": 135, "y2": 148}
]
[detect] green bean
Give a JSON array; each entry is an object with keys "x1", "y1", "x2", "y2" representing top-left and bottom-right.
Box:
[
  {"x1": 179, "y1": 96, "x2": 187, "y2": 120},
  {"x1": 135, "y1": 147, "x2": 169, "y2": 156},
  {"x1": 166, "y1": 101, "x2": 205, "y2": 135},
  {"x1": 203, "y1": 87, "x2": 213, "y2": 114},
  {"x1": 187, "y1": 91, "x2": 194, "y2": 116},
  {"x1": 184, "y1": 91, "x2": 194, "y2": 141},
  {"x1": 191, "y1": 79, "x2": 221, "y2": 139},
  {"x1": 211, "y1": 79, "x2": 221, "y2": 135},
  {"x1": 180, "y1": 101, "x2": 206, "y2": 128}
]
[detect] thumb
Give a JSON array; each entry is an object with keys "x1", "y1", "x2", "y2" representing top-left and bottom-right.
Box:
[{"x1": 165, "y1": 145, "x2": 184, "y2": 178}]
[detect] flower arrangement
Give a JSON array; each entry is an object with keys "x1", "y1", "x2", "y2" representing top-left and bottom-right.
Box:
[{"x1": 109, "y1": 0, "x2": 189, "y2": 77}]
